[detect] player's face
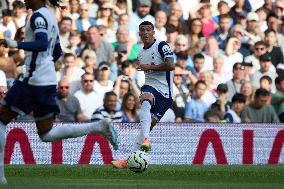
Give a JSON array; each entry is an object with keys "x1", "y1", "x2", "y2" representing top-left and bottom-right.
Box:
[{"x1": 139, "y1": 25, "x2": 155, "y2": 45}]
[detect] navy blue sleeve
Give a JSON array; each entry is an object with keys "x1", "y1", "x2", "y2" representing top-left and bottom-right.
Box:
[
  {"x1": 158, "y1": 41, "x2": 174, "y2": 59},
  {"x1": 17, "y1": 12, "x2": 48, "y2": 51},
  {"x1": 52, "y1": 36, "x2": 62, "y2": 62},
  {"x1": 17, "y1": 32, "x2": 48, "y2": 51}
]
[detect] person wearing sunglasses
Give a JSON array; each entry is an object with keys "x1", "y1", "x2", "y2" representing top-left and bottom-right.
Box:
[{"x1": 56, "y1": 79, "x2": 87, "y2": 122}]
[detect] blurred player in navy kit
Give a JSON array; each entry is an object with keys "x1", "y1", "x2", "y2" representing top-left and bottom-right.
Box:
[{"x1": 0, "y1": 0, "x2": 117, "y2": 184}]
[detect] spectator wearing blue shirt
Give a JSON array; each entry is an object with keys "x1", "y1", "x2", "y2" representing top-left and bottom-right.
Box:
[{"x1": 185, "y1": 81, "x2": 208, "y2": 122}]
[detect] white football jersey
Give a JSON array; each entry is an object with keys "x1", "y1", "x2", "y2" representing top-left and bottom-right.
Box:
[
  {"x1": 21, "y1": 7, "x2": 59, "y2": 86},
  {"x1": 138, "y1": 39, "x2": 174, "y2": 98}
]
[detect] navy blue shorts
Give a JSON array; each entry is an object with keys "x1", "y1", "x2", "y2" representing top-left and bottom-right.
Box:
[
  {"x1": 141, "y1": 85, "x2": 173, "y2": 121},
  {"x1": 3, "y1": 80, "x2": 59, "y2": 119}
]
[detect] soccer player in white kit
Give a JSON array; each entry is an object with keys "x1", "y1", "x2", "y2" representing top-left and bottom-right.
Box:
[
  {"x1": 0, "y1": 0, "x2": 117, "y2": 184},
  {"x1": 111, "y1": 21, "x2": 175, "y2": 169}
]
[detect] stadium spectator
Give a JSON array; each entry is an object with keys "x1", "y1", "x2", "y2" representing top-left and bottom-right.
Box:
[
  {"x1": 187, "y1": 18, "x2": 206, "y2": 56},
  {"x1": 212, "y1": 55, "x2": 230, "y2": 88},
  {"x1": 65, "y1": 30, "x2": 82, "y2": 56},
  {"x1": 59, "y1": 17, "x2": 73, "y2": 51},
  {"x1": 223, "y1": 37, "x2": 243, "y2": 78},
  {"x1": 201, "y1": 36, "x2": 221, "y2": 72},
  {"x1": 117, "y1": 13, "x2": 137, "y2": 43},
  {"x1": 75, "y1": 3, "x2": 97, "y2": 32},
  {"x1": 212, "y1": 1, "x2": 232, "y2": 25},
  {"x1": 96, "y1": 2, "x2": 117, "y2": 43},
  {"x1": 230, "y1": 24, "x2": 251, "y2": 57},
  {"x1": 200, "y1": 71, "x2": 217, "y2": 106},
  {"x1": 224, "y1": 93, "x2": 246, "y2": 123},
  {"x1": 244, "y1": 41, "x2": 276, "y2": 74},
  {"x1": 55, "y1": 79, "x2": 87, "y2": 122},
  {"x1": 69, "y1": 0, "x2": 80, "y2": 20},
  {"x1": 260, "y1": 75, "x2": 273, "y2": 93},
  {"x1": 240, "y1": 81, "x2": 255, "y2": 105},
  {"x1": 0, "y1": 70, "x2": 7, "y2": 89},
  {"x1": 255, "y1": 7, "x2": 268, "y2": 32},
  {"x1": 210, "y1": 83, "x2": 231, "y2": 117},
  {"x1": 0, "y1": 9, "x2": 16, "y2": 40},
  {"x1": 226, "y1": 62, "x2": 245, "y2": 102},
  {"x1": 94, "y1": 62, "x2": 114, "y2": 99},
  {"x1": 185, "y1": 81, "x2": 209, "y2": 122},
  {"x1": 165, "y1": 24, "x2": 178, "y2": 50},
  {"x1": 251, "y1": 53, "x2": 278, "y2": 93},
  {"x1": 172, "y1": 65, "x2": 190, "y2": 122},
  {"x1": 112, "y1": 26, "x2": 141, "y2": 61},
  {"x1": 81, "y1": 49, "x2": 98, "y2": 78},
  {"x1": 74, "y1": 72, "x2": 102, "y2": 119},
  {"x1": 121, "y1": 92, "x2": 140, "y2": 123},
  {"x1": 0, "y1": 85, "x2": 7, "y2": 101},
  {"x1": 198, "y1": 0, "x2": 218, "y2": 37},
  {"x1": 241, "y1": 88, "x2": 280, "y2": 123},
  {"x1": 175, "y1": 52, "x2": 197, "y2": 85},
  {"x1": 211, "y1": 13, "x2": 231, "y2": 50},
  {"x1": 272, "y1": 75, "x2": 284, "y2": 122},
  {"x1": 229, "y1": 0, "x2": 251, "y2": 24},
  {"x1": 242, "y1": 60, "x2": 253, "y2": 81},
  {"x1": 154, "y1": 10, "x2": 167, "y2": 41},
  {"x1": 246, "y1": 12, "x2": 263, "y2": 46},
  {"x1": 11, "y1": 1, "x2": 26, "y2": 29},
  {"x1": 168, "y1": 2, "x2": 187, "y2": 34},
  {"x1": 0, "y1": 42, "x2": 19, "y2": 88},
  {"x1": 274, "y1": 0, "x2": 284, "y2": 18},
  {"x1": 129, "y1": 0, "x2": 155, "y2": 40},
  {"x1": 86, "y1": 0, "x2": 99, "y2": 18},
  {"x1": 81, "y1": 25, "x2": 114, "y2": 64},
  {"x1": 203, "y1": 109, "x2": 222, "y2": 123},
  {"x1": 264, "y1": 29, "x2": 284, "y2": 67},
  {"x1": 266, "y1": 13, "x2": 284, "y2": 47},
  {"x1": 92, "y1": 91, "x2": 123, "y2": 122},
  {"x1": 58, "y1": 53, "x2": 84, "y2": 94},
  {"x1": 166, "y1": 15, "x2": 184, "y2": 34},
  {"x1": 190, "y1": 53, "x2": 205, "y2": 79},
  {"x1": 56, "y1": 0, "x2": 71, "y2": 22}
]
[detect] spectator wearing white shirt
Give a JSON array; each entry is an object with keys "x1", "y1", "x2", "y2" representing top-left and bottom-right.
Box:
[
  {"x1": 154, "y1": 10, "x2": 167, "y2": 41},
  {"x1": 74, "y1": 72, "x2": 102, "y2": 119}
]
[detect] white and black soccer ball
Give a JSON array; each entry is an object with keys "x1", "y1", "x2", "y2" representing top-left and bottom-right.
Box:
[{"x1": 127, "y1": 150, "x2": 149, "y2": 173}]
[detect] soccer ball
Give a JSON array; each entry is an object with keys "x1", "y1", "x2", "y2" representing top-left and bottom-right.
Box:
[{"x1": 127, "y1": 150, "x2": 149, "y2": 173}]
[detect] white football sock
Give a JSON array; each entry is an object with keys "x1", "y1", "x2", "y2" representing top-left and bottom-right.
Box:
[
  {"x1": 133, "y1": 131, "x2": 144, "y2": 151},
  {"x1": 0, "y1": 121, "x2": 7, "y2": 184},
  {"x1": 40, "y1": 121, "x2": 104, "y2": 142},
  {"x1": 139, "y1": 100, "x2": 152, "y2": 139}
]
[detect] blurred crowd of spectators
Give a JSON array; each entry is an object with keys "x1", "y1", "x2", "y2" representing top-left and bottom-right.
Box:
[{"x1": 0, "y1": 0, "x2": 284, "y2": 123}]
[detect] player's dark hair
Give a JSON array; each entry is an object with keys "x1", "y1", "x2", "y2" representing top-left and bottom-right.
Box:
[
  {"x1": 139, "y1": 21, "x2": 154, "y2": 30},
  {"x1": 48, "y1": 0, "x2": 61, "y2": 7},
  {"x1": 260, "y1": 75, "x2": 272, "y2": 84},
  {"x1": 255, "y1": 88, "x2": 270, "y2": 98}
]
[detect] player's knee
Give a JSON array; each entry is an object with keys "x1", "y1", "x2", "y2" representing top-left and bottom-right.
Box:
[{"x1": 140, "y1": 93, "x2": 154, "y2": 105}]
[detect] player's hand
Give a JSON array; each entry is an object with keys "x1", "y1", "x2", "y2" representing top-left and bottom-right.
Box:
[{"x1": 4, "y1": 38, "x2": 18, "y2": 48}]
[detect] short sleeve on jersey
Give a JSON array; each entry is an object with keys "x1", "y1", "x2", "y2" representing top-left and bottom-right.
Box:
[
  {"x1": 30, "y1": 12, "x2": 48, "y2": 34},
  {"x1": 158, "y1": 41, "x2": 174, "y2": 60}
]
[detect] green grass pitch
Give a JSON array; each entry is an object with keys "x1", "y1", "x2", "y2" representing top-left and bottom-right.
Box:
[{"x1": 2, "y1": 164, "x2": 284, "y2": 189}]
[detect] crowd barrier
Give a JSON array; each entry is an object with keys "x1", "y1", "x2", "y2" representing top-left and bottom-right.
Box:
[{"x1": 4, "y1": 122, "x2": 284, "y2": 165}]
